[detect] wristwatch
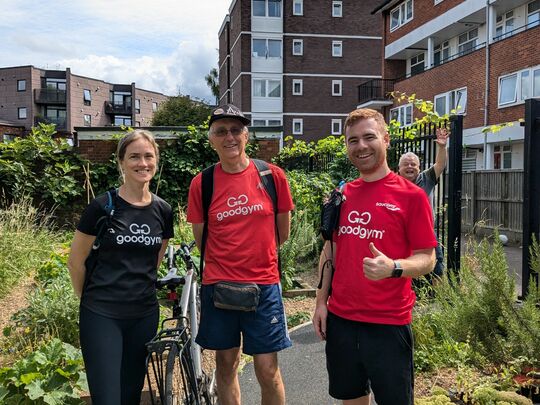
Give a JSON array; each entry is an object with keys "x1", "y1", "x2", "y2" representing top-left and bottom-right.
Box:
[{"x1": 391, "y1": 260, "x2": 403, "y2": 278}]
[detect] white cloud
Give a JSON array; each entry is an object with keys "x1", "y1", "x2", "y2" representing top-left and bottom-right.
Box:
[{"x1": 0, "y1": 0, "x2": 231, "y2": 101}]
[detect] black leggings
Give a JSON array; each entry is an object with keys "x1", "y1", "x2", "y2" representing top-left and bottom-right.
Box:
[{"x1": 79, "y1": 305, "x2": 159, "y2": 405}]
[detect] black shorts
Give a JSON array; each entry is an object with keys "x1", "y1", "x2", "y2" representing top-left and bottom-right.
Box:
[{"x1": 325, "y1": 311, "x2": 414, "y2": 405}]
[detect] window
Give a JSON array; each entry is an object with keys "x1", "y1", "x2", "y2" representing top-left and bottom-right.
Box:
[
  {"x1": 434, "y1": 88, "x2": 467, "y2": 115},
  {"x1": 389, "y1": 104, "x2": 413, "y2": 127},
  {"x1": 528, "y1": 0, "x2": 540, "y2": 27},
  {"x1": 293, "y1": 0, "x2": 303, "y2": 15},
  {"x1": 17, "y1": 80, "x2": 26, "y2": 91},
  {"x1": 332, "y1": 41, "x2": 342, "y2": 57},
  {"x1": 332, "y1": 80, "x2": 342, "y2": 96},
  {"x1": 292, "y1": 39, "x2": 303, "y2": 55},
  {"x1": 292, "y1": 118, "x2": 303, "y2": 135},
  {"x1": 292, "y1": 79, "x2": 303, "y2": 95},
  {"x1": 495, "y1": 10, "x2": 514, "y2": 39},
  {"x1": 45, "y1": 78, "x2": 66, "y2": 90},
  {"x1": 390, "y1": 0, "x2": 413, "y2": 31},
  {"x1": 83, "y1": 89, "x2": 91, "y2": 106},
  {"x1": 252, "y1": 38, "x2": 282, "y2": 58},
  {"x1": 253, "y1": 79, "x2": 281, "y2": 98},
  {"x1": 410, "y1": 53, "x2": 425, "y2": 75},
  {"x1": 253, "y1": 119, "x2": 282, "y2": 126},
  {"x1": 152, "y1": 102, "x2": 158, "y2": 112},
  {"x1": 18, "y1": 107, "x2": 27, "y2": 119},
  {"x1": 332, "y1": 1, "x2": 342, "y2": 17},
  {"x1": 84, "y1": 114, "x2": 91, "y2": 127},
  {"x1": 135, "y1": 99, "x2": 141, "y2": 114},
  {"x1": 253, "y1": 0, "x2": 281, "y2": 17},
  {"x1": 135, "y1": 121, "x2": 141, "y2": 127},
  {"x1": 494, "y1": 145, "x2": 512, "y2": 169},
  {"x1": 331, "y1": 119, "x2": 342, "y2": 135},
  {"x1": 498, "y1": 65, "x2": 540, "y2": 106},
  {"x1": 433, "y1": 41, "x2": 449, "y2": 66},
  {"x1": 114, "y1": 116, "x2": 132, "y2": 126},
  {"x1": 458, "y1": 28, "x2": 478, "y2": 56}
]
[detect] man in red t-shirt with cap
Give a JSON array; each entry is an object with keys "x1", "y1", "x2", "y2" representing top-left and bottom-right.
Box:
[
  {"x1": 187, "y1": 104, "x2": 294, "y2": 405},
  {"x1": 313, "y1": 108, "x2": 437, "y2": 405}
]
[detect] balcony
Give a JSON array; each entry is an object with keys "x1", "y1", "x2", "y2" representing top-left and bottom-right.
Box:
[
  {"x1": 493, "y1": 20, "x2": 540, "y2": 43},
  {"x1": 104, "y1": 101, "x2": 132, "y2": 115},
  {"x1": 357, "y1": 79, "x2": 396, "y2": 109},
  {"x1": 34, "y1": 89, "x2": 66, "y2": 104},
  {"x1": 34, "y1": 116, "x2": 67, "y2": 130}
]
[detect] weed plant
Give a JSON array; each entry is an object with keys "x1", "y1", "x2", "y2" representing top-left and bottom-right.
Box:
[{"x1": 0, "y1": 197, "x2": 60, "y2": 299}]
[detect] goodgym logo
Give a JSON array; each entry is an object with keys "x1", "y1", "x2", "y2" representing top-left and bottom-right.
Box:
[
  {"x1": 338, "y1": 210, "x2": 385, "y2": 240},
  {"x1": 116, "y1": 223, "x2": 162, "y2": 246},
  {"x1": 217, "y1": 194, "x2": 263, "y2": 221}
]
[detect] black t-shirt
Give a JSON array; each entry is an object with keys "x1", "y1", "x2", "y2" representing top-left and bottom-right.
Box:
[{"x1": 77, "y1": 192, "x2": 174, "y2": 319}]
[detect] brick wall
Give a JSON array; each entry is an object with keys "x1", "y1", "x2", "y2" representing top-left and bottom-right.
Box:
[
  {"x1": 386, "y1": 0, "x2": 465, "y2": 43},
  {"x1": 69, "y1": 75, "x2": 112, "y2": 129},
  {"x1": 0, "y1": 124, "x2": 25, "y2": 138},
  {"x1": 255, "y1": 139, "x2": 280, "y2": 161},
  {"x1": 0, "y1": 66, "x2": 34, "y2": 129}
]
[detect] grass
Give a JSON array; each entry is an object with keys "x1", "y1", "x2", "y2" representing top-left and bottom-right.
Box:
[{"x1": 0, "y1": 197, "x2": 61, "y2": 299}]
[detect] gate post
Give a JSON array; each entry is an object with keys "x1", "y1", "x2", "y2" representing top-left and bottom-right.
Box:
[
  {"x1": 521, "y1": 98, "x2": 540, "y2": 298},
  {"x1": 447, "y1": 115, "x2": 463, "y2": 274}
]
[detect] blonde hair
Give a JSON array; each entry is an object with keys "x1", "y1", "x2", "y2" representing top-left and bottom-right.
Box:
[{"x1": 344, "y1": 108, "x2": 387, "y2": 135}]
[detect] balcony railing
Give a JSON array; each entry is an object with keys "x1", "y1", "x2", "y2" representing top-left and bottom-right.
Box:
[
  {"x1": 493, "y1": 20, "x2": 540, "y2": 43},
  {"x1": 357, "y1": 79, "x2": 396, "y2": 105},
  {"x1": 104, "y1": 101, "x2": 132, "y2": 115},
  {"x1": 35, "y1": 116, "x2": 67, "y2": 130},
  {"x1": 34, "y1": 89, "x2": 66, "y2": 104}
]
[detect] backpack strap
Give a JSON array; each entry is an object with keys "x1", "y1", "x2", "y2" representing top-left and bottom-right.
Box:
[
  {"x1": 252, "y1": 159, "x2": 281, "y2": 278},
  {"x1": 200, "y1": 165, "x2": 216, "y2": 278},
  {"x1": 92, "y1": 188, "x2": 117, "y2": 250}
]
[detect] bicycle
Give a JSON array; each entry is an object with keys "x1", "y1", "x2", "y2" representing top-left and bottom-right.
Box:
[{"x1": 145, "y1": 241, "x2": 218, "y2": 405}]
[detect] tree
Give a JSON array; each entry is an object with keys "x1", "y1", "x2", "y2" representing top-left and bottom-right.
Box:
[
  {"x1": 205, "y1": 68, "x2": 219, "y2": 105},
  {"x1": 151, "y1": 95, "x2": 212, "y2": 126}
]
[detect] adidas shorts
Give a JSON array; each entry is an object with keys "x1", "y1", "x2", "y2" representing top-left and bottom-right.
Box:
[{"x1": 196, "y1": 283, "x2": 291, "y2": 355}]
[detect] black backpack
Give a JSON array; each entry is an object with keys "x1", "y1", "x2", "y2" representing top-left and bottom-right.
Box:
[
  {"x1": 83, "y1": 189, "x2": 117, "y2": 291},
  {"x1": 200, "y1": 159, "x2": 280, "y2": 279}
]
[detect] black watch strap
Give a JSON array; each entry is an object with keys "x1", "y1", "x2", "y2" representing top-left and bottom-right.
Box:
[{"x1": 391, "y1": 260, "x2": 403, "y2": 278}]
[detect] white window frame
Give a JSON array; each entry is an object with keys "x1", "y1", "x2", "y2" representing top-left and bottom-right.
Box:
[
  {"x1": 495, "y1": 10, "x2": 515, "y2": 39},
  {"x1": 434, "y1": 87, "x2": 467, "y2": 115},
  {"x1": 152, "y1": 102, "x2": 158, "y2": 112},
  {"x1": 332, "y1": 41, "x2": 342, "y2": 57},
  {"x1": 253, "y1": 118, "x2": 282, "y2": 126},
  {"x1": 390, "y1": 0, "x2": 413, "y2": 32},
  {"x1": 458, "y1": 28, "x2": 478, "y2": 56},
  {"x1": 527, "y1": 0, "x2": 540, "y2": 27},
  {"x1": 292, "y1": 79, "x2": 303, "y2": 95},
  {"x1": 252, "y1": 0, "x2": 282, "y2": 18},
  {"x1": 135, "y1": 98, "x2": 141, "y2": 113},
  {"x1": 18, "y1": 107, "x2": 27, "y2": 119},
  {"x1": 409, "y1": 52, "x2": 425, "y2": 75},
  {"x1": 498, "y1": 65, "x2": 540, "y2": 107},
  {"x1": 252, "y1": 38, "x2": 282, "y2": 58},
  {"x1": 292, "y1": 118, "x2": 303, "y2": 135},
  {"x1": 331, "y1": 119, "x2": 342, "y2": 135},
  {"x1": 253, "y1": 78, "x2": 282, "y2": 98},
  {"x1": 332, "y1": 80, "x2": 342, "y2": 96},
  {"x1": 434, "y1": 0, "x2": 444, "y2": 4},
  {"x1": 293, "y1": 0, "x2": 303, "y2": 16},
  {"x1": 433, "y1": 41, "x2": 450, "y2": 66},
  {"x1": 292, "y1": 39, "x2": 303, "y2": 56},
  {"x1": 84, "y1": 114, "x2": 91, "y2": 127},
  {"x1": 389, "y1": 103, "x2": 413, "y2": 127},
  {"x1": 493, "y1": 144, "x2": 512, "y2": 169},
  {"x1": 17, "y1": 80, "x2": 26, "y2": 91},
  {"x1": 332, "y1": 1, "x2": 343, "y2": 17}
]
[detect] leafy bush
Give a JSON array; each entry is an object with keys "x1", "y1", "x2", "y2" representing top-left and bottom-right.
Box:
[
  {"x1": 0, "y1": 338, "x2": 87, "y2": 405},
  {"x1": 0, "y1": 198, "x2": 61, "y2": 299}
]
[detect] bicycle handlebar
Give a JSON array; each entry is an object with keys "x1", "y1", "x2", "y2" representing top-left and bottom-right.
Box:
[{"x1": 156, "y1": 241, "x2": 197, "y2": 290}]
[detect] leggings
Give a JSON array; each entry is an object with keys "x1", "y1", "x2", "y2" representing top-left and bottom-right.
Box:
[{"x1": 79, "y1": 305, "x2": 159, "y2": 405}]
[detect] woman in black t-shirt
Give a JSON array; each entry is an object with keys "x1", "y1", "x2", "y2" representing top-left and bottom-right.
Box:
[{"x1": 68, "y1": 130, "x2": 174, "y2": 405}]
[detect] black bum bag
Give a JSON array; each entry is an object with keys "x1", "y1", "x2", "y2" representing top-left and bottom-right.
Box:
[{"x1": 213, "y1": 281, "x2": 261, "y2": 312}]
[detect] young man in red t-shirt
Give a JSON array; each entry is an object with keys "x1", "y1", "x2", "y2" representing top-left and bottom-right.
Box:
[
  {"x1": 312, "y1": 109, "x2": 437, "y2": 405},
  {"x1": 187, "y1": 104, "x2": 294, "y2": 405}
]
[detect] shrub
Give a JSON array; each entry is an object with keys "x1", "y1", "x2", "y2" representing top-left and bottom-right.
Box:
[
  {"x1": 0, "y1": 197, "x2": 60, "y2": 299},
  {"x1": 0, "y1": 338, "x2": 87, "y2": 404}
]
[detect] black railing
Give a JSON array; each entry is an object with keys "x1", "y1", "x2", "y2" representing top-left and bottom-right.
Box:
[
  {"x1": 104, "y1": 101, "x2": 132, "y2": 115},
  {"x1": 357, "y1": 79, "x2": 396, "y2": 105},
  {"x1": 35, "y1": 116, "x2": 67, "y2": 130},
  {"x1": 34, "y1": 89, "x2": 66, "y2": 104},
  {"x1": 493, "y1": 20, "x2": 540, "y2": 43},
  {"x1": 434, "y1": 41, "x2": 486, "y2": 67}
]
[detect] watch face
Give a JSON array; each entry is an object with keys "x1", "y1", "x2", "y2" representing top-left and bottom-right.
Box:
[{"x1": 392, "y1": 268, "x2": 403, "y2": 278}]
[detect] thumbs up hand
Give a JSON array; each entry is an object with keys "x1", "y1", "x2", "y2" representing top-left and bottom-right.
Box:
[{"x1": 363, "y1": 242, "x2": 394, "y2": 280}]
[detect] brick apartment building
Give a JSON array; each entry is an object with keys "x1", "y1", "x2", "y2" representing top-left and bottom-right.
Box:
[
  {"x1": 0, "y1": 66, "x2": 168, "y2": 140},
  {"x1": 217, "y1": 0, "x2": 383, "y2": 141},
  {"x1": 359, "y1": 0, "x2": 540, "y2": 170}
]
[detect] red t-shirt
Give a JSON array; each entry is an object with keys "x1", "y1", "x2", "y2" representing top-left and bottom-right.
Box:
[
  {"x1": 187, "y1": 161, "x2": 294, "y2": 285},
  {"x1": 327, "y1": 172, "x2": 437, "y2": 325}
]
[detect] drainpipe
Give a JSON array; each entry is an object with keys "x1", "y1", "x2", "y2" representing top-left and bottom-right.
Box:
[{"x1": 483, "y1": 0, "x2": 492, "y2": 169}]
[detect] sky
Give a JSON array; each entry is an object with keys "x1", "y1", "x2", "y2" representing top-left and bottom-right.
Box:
[{"x1": 0, "y1": 0, "x2": 232, "y2": 102}]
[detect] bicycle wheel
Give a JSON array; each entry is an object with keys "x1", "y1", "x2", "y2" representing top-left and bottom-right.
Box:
[{"x1": 165, "y1": 340, "x2": 200, "y2": 405}]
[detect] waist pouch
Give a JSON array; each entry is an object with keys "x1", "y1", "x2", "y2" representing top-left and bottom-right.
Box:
[{"x1": 213, "y1": 282, "x2": 261, "y2": 312}]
